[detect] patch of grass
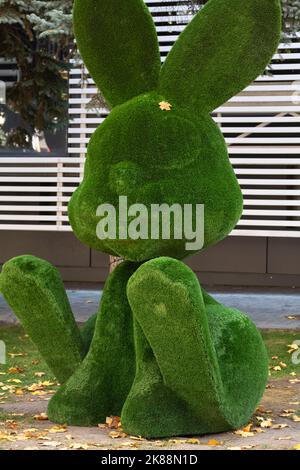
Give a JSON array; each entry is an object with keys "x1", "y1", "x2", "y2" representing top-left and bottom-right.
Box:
[
  {"x1": 261, "y1": 329, "x2": 300, "y2": 378},
  {"x1": 0, "y1": 325, "x2": 57, "y2": 403},
  {"x1": 0, "y1": 409, "x2": 33, "y2": 425},
  {"x1": 0, "y1": 410, "x2": 9, "y2": 421},
  {"x1": 0, "y1": 325, "x2": 299, "y2": 405}
]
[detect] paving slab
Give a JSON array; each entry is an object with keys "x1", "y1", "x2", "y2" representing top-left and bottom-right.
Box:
[
  {"x1": 0, "y1": 378, "x2": 299, "y2": 451},
  {"x1": 1, "y1": 289, "x2": 300, "y2": 329}
]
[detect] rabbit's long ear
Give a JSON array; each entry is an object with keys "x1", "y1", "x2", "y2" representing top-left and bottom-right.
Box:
[
  {"x1": 159, "y1": 0, "x2": 281, "y2": 114},
  {"x1": 73, "y1": 0, "x2": 161, "y2": 107}
]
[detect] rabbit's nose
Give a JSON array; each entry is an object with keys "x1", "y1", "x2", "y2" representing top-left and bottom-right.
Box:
[{"x1": 109, "y1": 161, "x2": 145, "y2": 196}]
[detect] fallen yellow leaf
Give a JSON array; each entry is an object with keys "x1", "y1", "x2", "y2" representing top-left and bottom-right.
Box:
[
  {"x1": 0, "y1": 431, "x2": 14, "y2": 441},
  {"x1": 22, "y1": 428, "x2": 49, "y2": 439},
  {"x1": 109, "y1": 431, "x2": 127, "y2": 439},
  {"x1": 27, "y1": 383, "x2": 44, "y2": 392},
  {"x1": 8, "y1": 367, "x2": 24, "y2": 374},
  {"x1": 34, "y1": 372, "x2": 45, "y2": 378},
  {"x1": 243, "y1": 423, "x2": 253, "y2": 433},
  {"x1": 234, "y1": 429, "x2": 255, "y2": 437},
  {"x1": 279, "y1": 362, "x2": 287, "y2": 369},
  {"x1": 69, "y1": 442, "x2": 89, "y2": 450},
  {"x1": 168, "y1": 439, "x2": 186, "y2": 444},
  {"x1": 106, "y1": 416, "x2": 121, "y2": 429},
  {"x1": 252, "y1": 427, "x2": 266, "y2": 434},
  {"x1": 40, "y1": 381, "x2": 55, "y2": 387},
  {"x1": 120, "y1": 441, "x2": 140, "y2": 448},
  {"x1": 260, "y1": 419, "x2": 273, "y2": 428},
  {"x1": 271, "y1": 423, "x2": 289, "y2": 429},
  {"x1": 207, "y1": 439, "x2": 222, "y2": 446},
  {"x1": 48, "y1": 425, "x2": 67, "y2": 433},
  {"x1": 186, "y1": 438, "x2": 200, "y2": 445},
  {"x1": 41, "y1": 441, "x2": 61, "y2": 448},
  {"x1": 159, "y1": 101, "x2": 172, "y2": 111},
  {"x1": 34, "y1": 413, "x2": 48, "y2": 421},
  {"x1": 31, "y1": 390, "x2": 47, "y2": 396},
  {"x1": 288, "y1": 344, "x2": 299, "y2": 354}
]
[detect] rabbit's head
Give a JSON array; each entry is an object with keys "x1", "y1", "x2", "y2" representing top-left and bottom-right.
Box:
[{"x1": 69, "y1": 0, "x2": 281, "y2": 262}]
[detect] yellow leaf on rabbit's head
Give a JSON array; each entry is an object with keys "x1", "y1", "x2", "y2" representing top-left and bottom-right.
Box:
[{"x1": 159, "y1": 101, "x2": 172, "y2": 111}]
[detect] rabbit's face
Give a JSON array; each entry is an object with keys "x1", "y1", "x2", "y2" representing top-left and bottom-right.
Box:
[
  {"x1": 69, "y1": 92, "x2": 243, "y2": 261},
  {"x1": 72, "y1": 0, "x2": 281, "y2": 261}
]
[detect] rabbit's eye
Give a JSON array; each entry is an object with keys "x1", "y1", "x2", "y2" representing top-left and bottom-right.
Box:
[{"x1": 109, "y1": 161, "x2": 145, "y2": 196}]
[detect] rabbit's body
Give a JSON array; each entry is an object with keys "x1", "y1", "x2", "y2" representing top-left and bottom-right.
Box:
[
  {"x1": 0, "y1": 0, "x2": 282, "y2": 438},
  {"x1": 69, "y1": 92, "x2": 243, "y2": 260}
]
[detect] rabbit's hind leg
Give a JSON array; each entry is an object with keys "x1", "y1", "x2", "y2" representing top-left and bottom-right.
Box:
[
  {"x1": 123, "y1": 257, "x2": 268, "y2": 438},
  {"x1": 207, "y1": 304, "x2": 269, "y2": 429},
  {"x1": 122, "y1": 256, "x2": 229, "y2": 438},
  {"x1": 80, "y1": 312, "x2": 98, "y2": 355},
  {"x1": 0, "y1": 255, "x2": 84, "y2": 384},
  {"x1": 47, "y1": 261, "x2": 137, "y2": 426}
]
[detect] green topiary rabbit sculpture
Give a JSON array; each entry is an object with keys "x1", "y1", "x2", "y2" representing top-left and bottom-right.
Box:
[{"x1": 0, "y1": 0, "x2": 281, "y2": 438}]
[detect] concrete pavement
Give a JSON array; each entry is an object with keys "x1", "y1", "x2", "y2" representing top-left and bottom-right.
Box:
[{"x1": 1, "y1": 288, "x2": 300, "y2": 329}]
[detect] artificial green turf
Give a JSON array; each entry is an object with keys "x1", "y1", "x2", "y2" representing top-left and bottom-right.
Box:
[
  {"x1": 160, "y1": 0, "x2": 281, "y2": 115},
  {"x1": 73, "y1": 0, "x2": 161, "y2": 108},
  {"x1": 69, "y1": 0, "x2": 281, "y2": 262},
  {"x1": 47, "y1": 261, "x2": 137, "y2": 426},
  {"x1": 0, "y1": 0, "x2": 283, "y2": 438},
  {"x1": 0, "y1": 256, "x2": 84, "y2": 384},
  {"x1": 122, "y1": 257, "x2": 269, "y2": 438},
  {"x1": 80, "y1": 312, "x2": 97, "y2": 355},
  {"x1": 69, "y1": 92, "x2": 243, "y2": 260}
]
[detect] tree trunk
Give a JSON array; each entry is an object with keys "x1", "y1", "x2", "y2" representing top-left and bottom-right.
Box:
[{"x1": 109, "y1": 256, "x2": 124, "y2": 273}]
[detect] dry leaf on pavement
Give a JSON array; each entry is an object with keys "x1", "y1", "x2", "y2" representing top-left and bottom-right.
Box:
[
  {"x1": 271, "y1": 423, "x2": 289, "y2": 429},
  {"x1": 34, "y1": 413, "x2": 48, "y2": 421},
  {"x1": 186, "y1": 438, "x2": 200, "y2": 445},
  {"x1": 48, "y1": 425, "x2": 67, "y2": 434},
  {"x1": 207, "y1": 439, "x2": 222, "y2": 446}
]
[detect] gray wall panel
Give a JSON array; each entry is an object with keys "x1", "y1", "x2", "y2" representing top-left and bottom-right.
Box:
[{"x1": 0, "y1": 231, "x2": 90, "y2": 267}]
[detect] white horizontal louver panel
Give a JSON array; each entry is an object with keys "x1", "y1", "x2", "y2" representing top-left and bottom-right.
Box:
[
  {"x1": 0, "y1": 158, "x2": 83, "y2": 230},
  {"x1": 0, "y1": 59, "x2": 19, "y2": 89}
]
